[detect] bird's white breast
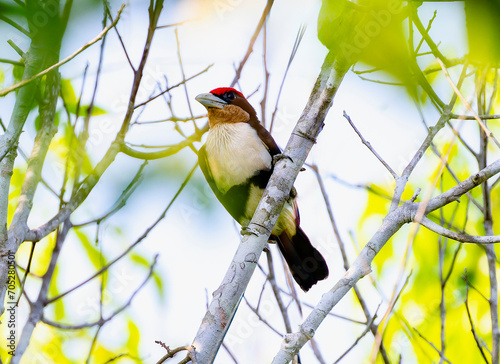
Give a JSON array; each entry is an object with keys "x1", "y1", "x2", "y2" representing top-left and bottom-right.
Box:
[{"x1": 205, "y1": 122, "x2": 272, "y2": 193}]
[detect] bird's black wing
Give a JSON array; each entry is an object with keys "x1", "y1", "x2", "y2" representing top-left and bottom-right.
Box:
[
  {"x1": 248, "y1": 118, "x2": 281, "y2": 157},
  {"x1": 198, "y1": 145, "x2": 254, "y2": 224}
]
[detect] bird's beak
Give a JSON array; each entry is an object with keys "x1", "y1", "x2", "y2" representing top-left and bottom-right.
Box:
[{"x1": 195, "y1": 93, "x2": 227, "y2": 109}]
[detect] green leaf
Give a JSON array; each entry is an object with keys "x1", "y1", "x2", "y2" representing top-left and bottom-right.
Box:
[
  {"x1": 152, "y1": 271, "x2": 164, "y2": 302},
  {"x1": 12, "y1": 63, "x2": 23, "y2": 83},
  {"x1": 74, "y1": 228, "x2": 103, "y2": 270},
  {"x1": 7, "y1": 167, "x2": 25, "y2": 225},
  {"x1": 48, "y1": 265, "x2": 66, "y2": 321},
  {"x1": 130, "y1": 253, "x2": 149, "y2": 267},
  {"x1": 81, "y1": 105, "x2": 107, "y2": 117},
  {"x1": 60, "y1": 79, "x2": 77, "y2": 112},
  {"x1": 126, "y1": 319, "x2": 140, "y2": 357}
]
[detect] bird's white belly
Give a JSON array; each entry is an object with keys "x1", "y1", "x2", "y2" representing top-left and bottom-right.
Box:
[{"x1": 205, "y1": 123, "x2": 272, "y2": 193}]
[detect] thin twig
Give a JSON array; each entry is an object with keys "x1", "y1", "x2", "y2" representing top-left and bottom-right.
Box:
[
  {"x1": 121, "y1": 123, "x2": 208, "y2": 160},
  {"x1": 46, "y1": 163, "x2": 197, "y2": 304},
  {"x1": 133, "y1": 64, "x2": 212, "y2": 109},
  {"x1": 134, "y1": 115, "x2": 205, "y2": 125},
  {"x1": 464, "y1": 271, "x2": 491, "y2": 364},
  {"x1": 369, "y1": 272, "x2": 412, "y2": 362},
  {"x1": 105, "y1": 4, "x2": 135, "y2": 71},
  {"x1": 43, "y1": 255, "x2": 158, "y2": 330},
  {"x1": 414, "y1": 329, "x2": 454, "y2": 364},
  {"x1": 389, "y1": 60, "x2": 468, "y2": 212},
  {"x1": 155, "y1": 345, "x2": 193, "y2": 364},
  {"x1": 175, "y1": 28, "x2": 198, "y2": 129},
  {"x1": 414, "y1": 10, "x2": 437, "y2": 54},
  {"x1": 243, "y1": 296, "x2": 283, "y2": 336},
  {"x1": 260, "y1": 22, "x2": 269, "y2": 128},
  {"x1": 269, "y1": 25, "x2": 306, "y2": 133},
  {"x1": 311, "y1": 164, "x2": 391, "y2": 363},
  {"x1": 0, "y1": 14, "x2": 30, "y2": 36},
  {"x1": 333, "y1": 304, "x2": 381, "y2": 364},
  {"x1": 451, "y1": 114, "x2": 500, "y2": 120},
  {"x1": 419, "y1": 217, "x2": 500, "y2": 244},
  {"x1": 0, "y1": 58, "x2": 24, "y2": 66},
  {"x1": 157, "y1": 19, "x2": 193, "y2": 29},
  {"x1": 476, "y1": 68, "x2": 500, "y2": 364},
  {"x1": 73, "y1": 161, "x2": 147, "y2": 226},
  {"x1": 438, "y1": 59, "x2": 500, "y2": 150},
  {"x1": 0, "y1": 5, "x2": 125, "y2": 97},
  {"x1": 343, "y1": 111, "x2": 398, "y2": 179},
  {"x1": 265, "y1": 249, "x2": 292, "y2": 333},
  {"x1": 411, "y1": 8, "x2": 450, "y2": 66},
  {"x1": 230, "y1": 0, "x2": 274, "y2": 87}
]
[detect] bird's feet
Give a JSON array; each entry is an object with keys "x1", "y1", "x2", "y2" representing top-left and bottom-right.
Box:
[
  {"x1": 272, "y1": 153, "x2": 293, "y2": 167},
  {"x1": 240, "y1": 226, "x2": 258, "y2": 236}
]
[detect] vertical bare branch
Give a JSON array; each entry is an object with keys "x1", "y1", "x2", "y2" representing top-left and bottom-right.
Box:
[
  {"x1": 14, "y1": 220, "x2": 71, "y2": 364},
  {"x1": 464, "y1": 271, "x2": 491, "y2": 364},
  {"x1": 476, "y1": 67, "x2": 500, "y2": 364},
  {"x1": 0, "y1": 2, "x2": 66, "y2": 327},
  {"x1": 269, "y1": 25, "x2": 306, "y2": 134},
  {"x1": 310, "y1": 164, "x2": 391, "y2": 363},
  {"x1": 260, "y1": 23, "x2": 269, "y2": 128},
  {"x1": 230, "y1": 0, "x2": 274, "y2": 87}
]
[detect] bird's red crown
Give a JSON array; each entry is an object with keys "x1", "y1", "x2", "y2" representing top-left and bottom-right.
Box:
[{"x1": 210, "y1": 87, "x2": 245, "y2": 98}]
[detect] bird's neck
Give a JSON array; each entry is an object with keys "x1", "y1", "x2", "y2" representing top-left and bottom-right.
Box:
[{"x1": 207, "y1": 105, "x2": 250, "y2": 128}]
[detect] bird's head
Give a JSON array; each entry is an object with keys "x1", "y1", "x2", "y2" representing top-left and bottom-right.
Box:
[{"x1": 195, "y1": 87, "x2": 257, "y2": 128}]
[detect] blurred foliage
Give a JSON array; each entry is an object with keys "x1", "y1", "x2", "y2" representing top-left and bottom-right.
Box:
[
  {"x1": 0, "y1": 1, "x2": 25, "y2": 17},
  {"x1": 318, "y1": 0, "x2": 413, "y2": 88},
  {"x1": 12, "y1": 64, "x2": 23, "y2": 84},
  {"x1": 60, "y1": 79, "x2": 107, "y2": 117},
  {"x1": 74, "y1": 228, "x2": 105, "y2": 270},
  {"x1": 357, "y1": 136, "x2": 499, "y2": 362},
  {"x1": 7, "y1": 167, "x2": 25, "y2": 225},
  {"x1": 465, "y1": 0, "x2": 500, "y2": 65},
  {"x1": 131, "y1": 252, "x2": 164, "y2": 303}
]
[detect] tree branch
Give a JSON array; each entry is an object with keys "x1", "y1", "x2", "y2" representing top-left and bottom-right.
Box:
[
  {"x1": 310, "y1": 163, "x2": 391, "y2": 363},
  {"x1": 465, "y1": 272, "x2": 491, "y2": 364},
  {"x1": 271, "y1": 157, "x2": 500, "y2": 363},
  {"x1": 24, "y1": 0, "x2": 164, "y2": 244},
  {"x1": 419, "y1": 216, "x2": 500, "y2": 244},
  {"x1": 42, "y1": 255, "x2": 158, "y2": 330},
  {"x1": 8, "y1": 70, "x2": 60, "y2": 247},
  {"x1": 46, "y1": 162, "x2": 197, "y2": 304},
  {"x1": 438, "y1": 59, "x2": 500, "y2": 150},
  {"x1": 120, "y1": 123, "x2": 208, "y2": 160}
]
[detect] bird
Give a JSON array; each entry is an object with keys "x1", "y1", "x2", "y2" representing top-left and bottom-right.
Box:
[{"x1": 195, "y1": 87, "x2": 329, "y2": 291}]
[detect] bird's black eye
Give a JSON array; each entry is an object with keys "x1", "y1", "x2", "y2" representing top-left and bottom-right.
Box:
[{"x1": 225, "y1": 91, "x2": 235, "y2": 101}]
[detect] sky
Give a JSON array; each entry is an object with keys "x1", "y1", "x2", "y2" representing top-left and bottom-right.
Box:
[{"x1": 0, "y1": 0, "x2": 473, "y2": 363}]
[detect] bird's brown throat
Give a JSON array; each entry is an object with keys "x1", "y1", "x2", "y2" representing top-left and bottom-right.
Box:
[{"x1": 207, "y1": 105, "x2": 250, "y2": 128}]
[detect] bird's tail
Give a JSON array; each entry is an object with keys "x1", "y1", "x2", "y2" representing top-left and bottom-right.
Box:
[{"x1": 276, "y1": 227, "x2": 329, "y2": 292}]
